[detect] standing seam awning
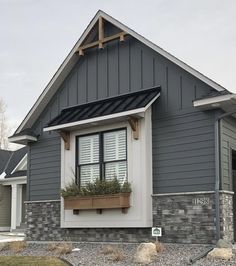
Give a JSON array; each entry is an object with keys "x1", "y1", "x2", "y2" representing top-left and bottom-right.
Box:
[{"x1": 44, "y1": 86, "x2": 161, "y2": 132}]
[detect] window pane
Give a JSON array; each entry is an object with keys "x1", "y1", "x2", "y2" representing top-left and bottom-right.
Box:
[
  {"x1": 79, "y1": 135, "x2": 99, "y2": 164},
  {"x1": 103, "y1": 130, "x2": 126, "y2": 162},
  {"x1": 105, "y1": 161, "x2": 127, "y2": 182},
  {"x1": 80, "y1": 164, "x2": 100, "y2": 186}
]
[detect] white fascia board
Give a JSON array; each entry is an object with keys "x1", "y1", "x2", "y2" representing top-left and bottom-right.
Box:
[
  {"x1": 193, "y1": 94, "x2": 234, "y2": 108},
  {"x1": 8, "y1": 135, "x2": 37, "y2": 143},
  {"x1": 44, "y1": 108, "x2": 146, "y2": 132},
  {"x1": 15, "y1": 10, "x2": 226, "y2": 134},
  {"x1": 11, "y1": 154, "x2": 27, "y2": 174},
  {"x1": 143, "y1": 93, "x2": 160, "y2": 111},
  {"x1": 0, "y1": 176, "x2": 27, "y2": 185},
  {"x1": 0, "y1": 172, "x2": 6, "y2": 179}
]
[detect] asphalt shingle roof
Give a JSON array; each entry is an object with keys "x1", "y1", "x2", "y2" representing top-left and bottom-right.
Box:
[{"x1": 0, "y1": 149, "x2": 12, "y2": 174}]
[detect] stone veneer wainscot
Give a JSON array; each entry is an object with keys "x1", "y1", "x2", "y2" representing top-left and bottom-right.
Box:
[
  {"x1": 153, "y1": 191, "x2": 234, "y2": 244},
  {"x1": 25, "y1": 191, "x2": 234, "y2": 243}
]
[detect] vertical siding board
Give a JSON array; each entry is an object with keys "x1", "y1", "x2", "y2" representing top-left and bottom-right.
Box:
[
  {"x1": 142, "y1": 50, "x2": 154, "y2": 89},
  {"x1": 68, "y1": 70, "x2": 78, "y2": 106},
  {"x1": 50, "y1": 96, "x2": 59, "y2": 120},
  {"x1": 182, "y1": 73, "x2": 195, "y2": 109},
  {"x1": 167, "y1": 64, "x2": 181, "y2": 111},
  {"x1": 77, "y1": 59, "x2": 87, "y2": 104},
  {"x1": 130, "y1": 40, "x2": 142, "y2": 91},
  {"x1": 87, "y1": 49, "x2": 97, "y2": 102},
  {"x1": 153, "y1": 55, "x2": 167, "y2": 114},
  {"x1": 59, "y1": 84, "x2": 68, "y2": 109},
  {"x1": 107, "y1": 41, "x2": 119, "y2": 97},
  {"x1": 119, "y1": 41, "x2": 130, "y2": 94},
  {"x1": 97, "y1": 48, "x2": 108, "y2": 99}
]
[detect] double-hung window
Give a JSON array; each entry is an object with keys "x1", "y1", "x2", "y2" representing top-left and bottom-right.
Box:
[{"x1": 77, "y1": 129, "x2": 127, "y2": 186}]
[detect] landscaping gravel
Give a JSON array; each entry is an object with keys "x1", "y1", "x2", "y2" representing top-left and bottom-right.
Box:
[{"x1": 0, "y1": 242, "x2": 236, "y2": 265}]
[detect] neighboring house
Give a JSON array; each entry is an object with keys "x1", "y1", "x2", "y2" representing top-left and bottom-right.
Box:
[
  {"x1": 0, "y1": 149, "x2": 12, "y2": 231},
  {"x1": 0, "y1": 147, "x2": 27, "y2": 231},
  {"x1": 9, "y1": 11, "x2": 236, "y2": 244}
]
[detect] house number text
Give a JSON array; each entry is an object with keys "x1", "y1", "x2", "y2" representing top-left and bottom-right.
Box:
[{"x1": 192, "y1": 197, "x2": 210, "y2": 206}]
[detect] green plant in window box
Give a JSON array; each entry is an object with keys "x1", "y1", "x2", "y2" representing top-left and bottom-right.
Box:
[
  {"x1": 61, "y1": 178, "x2": 132, "y2": 214},
  {"x1": 61, "y1": 178, "x2": 131, "y2": 198}
]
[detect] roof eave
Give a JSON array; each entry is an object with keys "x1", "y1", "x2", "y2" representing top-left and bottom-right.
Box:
[
  {"x1": 193, "y1": 94, "x2": 236, "y2": 114},
  {"x1": 8, "y1": 134, "x2": 37, "y2": 145}
]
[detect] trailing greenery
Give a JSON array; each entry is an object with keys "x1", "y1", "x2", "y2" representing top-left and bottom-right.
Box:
[{"x1": 61, "y1": 178, "x2": 132, "y2": 198}]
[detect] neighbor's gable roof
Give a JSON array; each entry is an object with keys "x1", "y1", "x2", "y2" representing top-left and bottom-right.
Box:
[
  {"x1": 0, "y1": 149, "x2": 12, "y2": 174},
  {"x1": 4, "y1": 146, "x2": 27, "y2": 176},
  {"x1": 14, "y1": 10, "x2": 227, "y2": 135}
]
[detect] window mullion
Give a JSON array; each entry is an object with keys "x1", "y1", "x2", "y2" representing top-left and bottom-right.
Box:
[{"x1": 99, "y1": 132, "x2": 104, "y2": 180}]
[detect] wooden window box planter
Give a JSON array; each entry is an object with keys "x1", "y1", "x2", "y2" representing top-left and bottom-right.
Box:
[{"x1": 63, "y1": 193, "x2": 131, "y2": 214}]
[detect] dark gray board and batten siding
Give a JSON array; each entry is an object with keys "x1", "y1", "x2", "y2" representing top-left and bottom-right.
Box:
[{"x1": 28, "y1": 35, "x2": 217, "y2": 201}]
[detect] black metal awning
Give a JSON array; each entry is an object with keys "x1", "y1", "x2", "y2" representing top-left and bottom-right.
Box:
[{"x1": 44, "y1": 86, "x2": 160, "y2": 131}]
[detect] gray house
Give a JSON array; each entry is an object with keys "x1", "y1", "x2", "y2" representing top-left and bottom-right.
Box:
[
  {"x1": 9, "y1": 11, "x2": 236, "y2": 244},
  {"x1": 0, "y1": 147, "x2": 27, "y2": 231}
]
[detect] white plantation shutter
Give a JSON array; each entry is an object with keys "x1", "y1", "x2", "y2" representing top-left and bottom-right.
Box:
[
  {"x1": 79, "y1": 134, "x2": 99, "y2": 185},
  {"x1": 105, "y1": 161, "x2": 127, "y2": 182},
  {"x1": 80, "y1": 164, "x2": 100, "y2": 186},
  {"x1": 79, "y1": 135, "x2": 99, "y2": 164},
  {"x1": 104, "y1": 130, "x2": 126, "y2": 161},
  {"x1": 103, "y1": 130, "x2": 127, "y2": 182}
]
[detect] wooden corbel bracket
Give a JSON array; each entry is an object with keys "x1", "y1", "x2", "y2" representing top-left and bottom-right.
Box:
[
  {"x1": 58, "y1": 130, "x2": 70, "y2": 150},
  {"x1": 128, "y1": 118, "x2": 139, "y2": 140}
]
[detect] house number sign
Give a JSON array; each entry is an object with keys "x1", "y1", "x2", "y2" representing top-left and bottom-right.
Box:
[{"x1": 192, "y1": 197, "x2": 210, "y2": 206}]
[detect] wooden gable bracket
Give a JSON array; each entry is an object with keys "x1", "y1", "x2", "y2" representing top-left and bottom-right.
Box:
[
  {"x1": 77, "y1": 16, "x2": 128, "y2": 56},
  {"x1": 128, "y1": 117, "x2": 139, "y2": 140},
  {"x1": 98, "y1": 16, "x2": 104, "y2": 49},
  {"x1": 58, "y1": 130, "x2": 70, "y2": 150}
]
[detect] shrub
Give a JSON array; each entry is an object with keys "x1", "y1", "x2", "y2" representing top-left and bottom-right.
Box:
[
  {"x1": 155, "y1": 241, "x2": 165, "y2": 253},
  {"x1": 110, "y1": 249, "x2": 124, "y2": 261},
  {"x1": 47, "y1": 242, "x2": 73, "y2": 254},
  {"x1": 101, "y1": 245, "x2": 116, "y2": 255},
  {"x1": 61, "y1": 178, "x2": 132, "y2": 198},
  {"x1": 101, "y1": 245, "x2": 124, "y2": 262},
  {"x1": 9, "y1": 241, "x2": 27, "y2": 253},
  {"x1": 0, "y1": 243, "x2": 8, "y2": 251},
  {"x1": 47, "y1": 243, "x2": 58, "y2": 252}
]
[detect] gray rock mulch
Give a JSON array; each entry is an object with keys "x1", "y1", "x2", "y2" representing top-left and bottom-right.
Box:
[{"x1": 0, "y1": 242, "x2": 236, "y2": 265}]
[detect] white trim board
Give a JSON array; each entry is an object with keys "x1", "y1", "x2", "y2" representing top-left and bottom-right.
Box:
[
  {"x1": 0, "y1": 176, "x2": 27, "y2": 186},
  {"x1": 8, "y1": 135, "x2": 37, "y2": 143},
  {"x1": 193, "y1": 94, "x2": 236, "y2": 108},
  {"x1": 14, "y1": 10, "x2": 226, "y2": 135}
]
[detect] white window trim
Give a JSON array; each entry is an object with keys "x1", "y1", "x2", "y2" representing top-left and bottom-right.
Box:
[{"x1": 60, "y1": 108, "x2": 153, "y2": 228}]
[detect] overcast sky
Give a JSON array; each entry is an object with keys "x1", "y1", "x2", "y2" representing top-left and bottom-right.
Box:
[{"x1": 1, "y1": 0, "x2": 236, "y2": 132}]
